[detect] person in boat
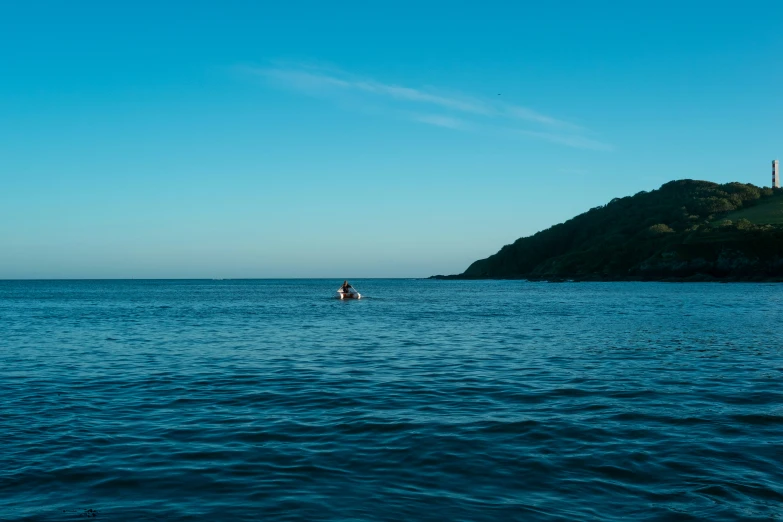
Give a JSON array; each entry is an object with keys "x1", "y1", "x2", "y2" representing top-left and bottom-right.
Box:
[{"x1": 341, "y1": 281, "x2": 353, "y2": 294}]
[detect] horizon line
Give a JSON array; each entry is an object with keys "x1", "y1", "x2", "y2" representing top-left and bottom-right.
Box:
[{"x1": 0, "y1": 277, "x2": 433, "y2": 281}]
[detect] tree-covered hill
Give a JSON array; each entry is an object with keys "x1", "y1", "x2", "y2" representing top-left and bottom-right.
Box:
[
  {"x1": 433, "y1": 180, "x2": 783, "y2": 281},
  {"x1": 723, "y1": 193, "x2": 783, "y2": 224}
]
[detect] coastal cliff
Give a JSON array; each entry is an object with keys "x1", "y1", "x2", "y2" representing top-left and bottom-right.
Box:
[{"x1": 433, "y1": 180, "x2": 783, "y2": 281}]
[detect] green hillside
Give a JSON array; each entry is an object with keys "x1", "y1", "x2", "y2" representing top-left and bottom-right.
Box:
[
  {"x1": 722, "y1": 195, "x2": 783, "y2": 224},
  {"x1": 433, "y1": 180, "x2": 783, "y2": 281}
]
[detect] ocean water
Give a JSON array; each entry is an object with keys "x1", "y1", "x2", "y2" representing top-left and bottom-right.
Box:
[{"x1": 1, "y1": 279, "x2": 781, "y2": 521}]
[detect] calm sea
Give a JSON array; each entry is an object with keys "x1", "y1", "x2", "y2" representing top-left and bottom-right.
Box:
[{"x1": 1, "y1": 280, "x2": 781, "y2": 521}]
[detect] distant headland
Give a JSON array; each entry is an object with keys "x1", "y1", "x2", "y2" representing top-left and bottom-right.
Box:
[{"x1": 432, "y1": 179, "x2": 783, "y2": 282}]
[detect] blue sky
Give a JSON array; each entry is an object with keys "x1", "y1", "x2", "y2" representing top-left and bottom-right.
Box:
[{"x1": 1, "y1": 1, "x2": 782, "y2": 278}]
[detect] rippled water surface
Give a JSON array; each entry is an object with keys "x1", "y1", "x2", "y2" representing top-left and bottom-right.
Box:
[{"x1": 1, "y1": 279, "x2": 782, "y2": 521}]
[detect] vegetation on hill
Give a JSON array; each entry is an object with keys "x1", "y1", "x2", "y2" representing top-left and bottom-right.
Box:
[
  {"x1": 433, "y1": 180, "x2": 783, "y2": 281},
  {"x1": 722, "y1": 194, "x2": 783, "y2": 225}
]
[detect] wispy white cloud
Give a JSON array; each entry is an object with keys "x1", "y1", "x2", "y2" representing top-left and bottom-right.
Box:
[
  {"x1": 505, "y1": 106, "x2": 583, "y2": 132},
  {"x1": 258, "y1": 67, "x2": 492, "y2": 114},
  {"x1": 517, "y1": 130, "x2": 614, "y2": 151},
  {"x1": 413, "y1": 114, "x2": 469, "y2": 130},
  {"x1": 244, "y1": 64, "x2": 611, "y2": 150}
]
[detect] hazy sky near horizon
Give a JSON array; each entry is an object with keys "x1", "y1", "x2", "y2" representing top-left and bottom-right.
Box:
[{"x1": 2, "y1": 1, "x2": 782, "y2": 278}]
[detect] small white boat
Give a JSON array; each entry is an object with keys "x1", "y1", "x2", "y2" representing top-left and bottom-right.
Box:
[{"x1": 336, "y1": 287, "x2": 361, "y2": 299}]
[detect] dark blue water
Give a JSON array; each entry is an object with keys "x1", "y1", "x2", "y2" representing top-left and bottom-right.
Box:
[{"x1": 1, "y1": 280, "x2": 782, "y2": 521}]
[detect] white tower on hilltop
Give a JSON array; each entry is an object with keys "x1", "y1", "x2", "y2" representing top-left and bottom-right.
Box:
[{"x1": 774, "y1": 160, "x2": 780, "y2": 189}]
